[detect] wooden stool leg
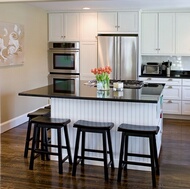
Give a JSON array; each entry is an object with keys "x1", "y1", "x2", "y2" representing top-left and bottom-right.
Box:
[
  {"x1": 72, "y1": 129, "x2": 81, "y2": 176},
  {"x1": 29, "y1": 124, "x2": 39, "y2": 170},
  {"x1": 107, "y1": 130, "x2": 114, "y2": 169},
  {"x1": 153, "y1": 135, "x2": 160, "y2": 175},
  {"x1": 102, "y1": 131, "x2": 108, "y2": 180},
  {"x1": 41, "y1": 127, "x2": 45, "y2": 161},
  {"x1": 57, "y1": 127, "x2": 63, "y2": 174},
  {"x1": 149, "y1": 135, "x2": 156, "y2": 188},
  {"x1": 124, "y1": 134, "x2": 129, "y2": 170},
  {"x1": 63, "y1": 126, "x2": 72, "y2": 165},
  {"x1": 117, "y1": 133, "x2": 125, "y2": 182},
  {"x1": 81, "y1": 131, "x2": 86, "y2": 166},
  {"x1": 24, "y1": 119, "x2": 32, "y2": 158}
]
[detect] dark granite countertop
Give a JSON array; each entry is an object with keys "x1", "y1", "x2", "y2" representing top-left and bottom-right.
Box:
[
  {"x1": 139, "y1": 70, "x2": 190, "y2": 79},
  {"x1": 19, "y1": 80, "x2": 164, "y2": 104}
]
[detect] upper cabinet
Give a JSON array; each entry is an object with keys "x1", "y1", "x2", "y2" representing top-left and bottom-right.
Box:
[
  {"x1": 141, "y1": 12, "x2": 175, "y2": 55},
  {"x1": 49, "y1": 13, "x2": 80, "y2": 42},
  {"x1": 176, "y1": 13, "x2": 190, "y2": 55},
  {"x1": 97, "y1": 11, "x2": 138, "y2": 33},
  {"x1": 80, "y1": 13, "x2": 97, "y2": 42}
]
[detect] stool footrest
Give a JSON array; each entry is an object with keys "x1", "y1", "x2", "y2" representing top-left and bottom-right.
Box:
[
  {"x1": 122, "y1": 160, "x2": 151, "y2": 167},
  {"x1": 127, "y1": 152, "x2": 151, "y2": 158},
  {"x1": 77, "y1": 156, "x2": 105, "y2": 162},
  {"x1": 84, "y1": 148, "x2": 110, "y2": 154}
]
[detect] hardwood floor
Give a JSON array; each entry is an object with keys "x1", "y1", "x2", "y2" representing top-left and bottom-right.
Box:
[{"x1": 1, "y1": 119, "x2": 190, "y2": 189}]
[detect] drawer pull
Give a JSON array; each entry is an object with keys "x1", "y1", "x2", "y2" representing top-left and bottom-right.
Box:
[
  {"x1": 168, "y1": 86, "x2": 173, "y2": 89},
  {"x1": 168, "y1": 100, "x2": 172, "y2": 103},
  {"x1": 147, "y1": 78, "x2": 152, "y2": 80},
  {"x1": 168, "y1": 78, "x2": 173, "y2": 81}
]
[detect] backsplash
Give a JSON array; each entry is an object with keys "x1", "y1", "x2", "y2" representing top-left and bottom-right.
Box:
[{"x1": 141, "y1": 56, "x2": 190, "y2": 71}]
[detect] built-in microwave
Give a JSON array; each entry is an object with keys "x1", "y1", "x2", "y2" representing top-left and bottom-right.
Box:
[
  {"x1": 48, "y1": 42, "x2": 80, "y2": 74},
  {"x1": 48, "y1": 74, "x2": 79, "y2": 95}
]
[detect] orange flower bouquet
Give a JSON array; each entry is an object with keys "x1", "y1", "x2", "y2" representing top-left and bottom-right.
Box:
[{"x1": 91, "y1": 66, "x2": 112, "y2": 90}]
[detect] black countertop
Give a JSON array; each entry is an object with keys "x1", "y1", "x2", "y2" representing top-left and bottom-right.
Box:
[
  {"x1": 139, "y1": 70, "x2": 190, "y2": 79},
  {"x1": 19, "y1": 80, "x2": 164, "y2": 104}
]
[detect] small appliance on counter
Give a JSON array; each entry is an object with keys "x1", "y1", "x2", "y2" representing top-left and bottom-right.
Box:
[
  {"x1": 142, "y1": 62, "x2": 161, "y2": 75},
  {"x1": 162, "y1": 60, "x2": 172, "y2": 77}
]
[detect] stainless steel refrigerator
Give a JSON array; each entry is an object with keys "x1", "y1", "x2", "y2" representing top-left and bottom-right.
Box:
[{"x1": 97, "y1": 34, "x2": 138, "y2": 80}]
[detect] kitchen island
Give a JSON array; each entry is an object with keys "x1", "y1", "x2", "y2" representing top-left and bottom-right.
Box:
[{"x1": 19, "y1": 80, "x2": 164, "y2": 171}]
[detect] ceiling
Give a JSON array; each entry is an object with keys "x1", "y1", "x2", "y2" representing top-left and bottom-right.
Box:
[
  {"x1": 27, "y1": 0, "x2": 190, "y2": 11},
  {"x1": 1, "y1": 0, "x2": 190, "y2": 11}
]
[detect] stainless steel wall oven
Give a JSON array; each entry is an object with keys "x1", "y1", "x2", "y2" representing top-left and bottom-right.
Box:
[
  {"x1": 48, "y1": 74, "x2": 79, "y2": 95},
  {"x1": 48, "y1": 42, "x2": 80, "y2": 74}
]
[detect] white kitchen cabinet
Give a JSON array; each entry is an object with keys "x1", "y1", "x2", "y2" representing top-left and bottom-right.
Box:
[
  {"x1": 80, "y1": 42, "x2": 97, "y2": 80},
  {"x1": 97, "y1": 11, "x2": 138, "y2": 33},
  {"x1": 163, "y1": 100, "x2": 181, "y2": 114},
  {"x1": 141, "y1": 13, "x2": 175, "y2": 55},
  {"x1": 176, "y1": 13, "x2": 190, "y2": 55},
  {"x1": 182, "y1": 101, "x2": 190, "y2": 115},
  {"x1": 49, "y1": 13, "x2": 79, "y2": 41},
  {"x1": 140, "y1": 77, "x2": 182, "y2": 114},
  {"x1": 80, "y1": 13, "x2": 97, "y2": 42},
  {"x1": 182, "y1": 79, "x2": 190, "y2": 115}
]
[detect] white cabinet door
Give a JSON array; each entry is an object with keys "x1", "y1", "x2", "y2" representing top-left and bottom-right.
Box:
[
  {"x1": 48, "y1": 13, "x2": 79, "y2": 41},
  {"x1": 80, "y1": 13, "x2": 97, "y2": 42},
  {"x1": 163, "y1": 100, "x2": 181, "y2": 114},
  {"x1": 141, "y1": 13, "x2": 175, "y2": 55},
  {"x1": 182, "y1": 87, "x2": 190, "y2": 100},
  {"x1": 64, "y1": 13, "x2": 79, "y2": 41},
  {"x1": 159, "y1": 13, "x2": 175, "y2": 54},
  {"x1": 49, "y1": 13, "x2": 64, "y2": 41},
  {"x1": 80, "y1": 42, "x2": 97, "y2": 80},
  {"x1": 176, "y1": 13, "x2": 190, "y2": 55},
  {"x1": 182, "y1": 101, "x2": 190, "y2": 115},
  {"x1": 141, "y1": 13, "x2": 158, "y2": 54},
  {"x1": 163, "y1": 85, "x2": 181, "y2": 100},
  {"x1": 97, "y1": 12, "x2": 117, "y2": 32},
  {"x1": 118, "y1": 12, "x2": 138, "y2": 32}
]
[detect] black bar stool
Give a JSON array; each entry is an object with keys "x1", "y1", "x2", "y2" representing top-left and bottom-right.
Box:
[
  {"x1": 24, "y1": 108, "x2": 50, "y2": 158},
  {"x1": 72, "y1": 120, "x2": 115, "y2": 180},
  {"x1": 29, "y1": 116, "x2": 72, "y2": 174},
  {"x1": 117, "y1": 124, "x2": 160, "y2": 188}
]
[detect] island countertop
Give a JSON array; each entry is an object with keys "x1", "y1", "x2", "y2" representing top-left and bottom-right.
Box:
[{"x1": 19, "y1": 80, "x2": 164, "y2": 103}]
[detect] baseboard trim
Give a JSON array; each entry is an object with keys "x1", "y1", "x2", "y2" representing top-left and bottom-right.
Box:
[{"x1": 0, "y1": 113, "x2": 28, "y2": 134}]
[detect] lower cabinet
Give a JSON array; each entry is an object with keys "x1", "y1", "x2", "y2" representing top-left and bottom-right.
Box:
[
  {"x1": 140, "y1": 77, "x2": 190, "y2": 115},
  {"x1": 80, "y1": 42, "x2": 97, "y2": 80},
  {"x1": 163, "y1": 100, "x2": 181, "y2": 114}
]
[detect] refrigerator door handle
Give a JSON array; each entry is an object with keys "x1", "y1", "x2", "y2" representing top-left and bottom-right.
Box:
[
  {"x1": 118, "y1": 37, "x2": 121, "y2": 80},
  {"x1": 114, "y1": 37, "x2": 117, "y2": 80}
]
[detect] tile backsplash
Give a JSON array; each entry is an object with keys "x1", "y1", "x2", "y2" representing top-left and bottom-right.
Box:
[{"x1": 142, "y1": 56, "x2": 190, "y2": 70}]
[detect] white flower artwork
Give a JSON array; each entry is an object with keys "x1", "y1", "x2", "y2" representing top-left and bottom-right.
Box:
[{"x1": 0, "y1": 22, "x2": 24, "y2": 66}]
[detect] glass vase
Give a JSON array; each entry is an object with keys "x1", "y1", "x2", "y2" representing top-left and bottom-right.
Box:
[{"x1": 97, "y1": 79, "x2": 110, "y2": 90}]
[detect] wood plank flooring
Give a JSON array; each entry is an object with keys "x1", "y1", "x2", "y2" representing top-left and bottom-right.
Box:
[{"x1": 1, "y1": 118, "x2": 190, "y2": 189}]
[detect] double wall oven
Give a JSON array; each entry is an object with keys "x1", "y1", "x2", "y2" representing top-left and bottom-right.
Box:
[{"x1": 48, "y1": 42, "x2": 80, "y2": 95}]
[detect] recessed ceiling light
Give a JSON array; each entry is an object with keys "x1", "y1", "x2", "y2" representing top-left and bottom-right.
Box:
[{"x1": 83, "y1": 7, "x2": 90, "y2": 10}]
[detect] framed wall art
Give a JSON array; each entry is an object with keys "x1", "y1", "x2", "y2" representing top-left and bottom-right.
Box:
[{"x1": 0, "y1": 22, "x2": 24, "y2": 67}]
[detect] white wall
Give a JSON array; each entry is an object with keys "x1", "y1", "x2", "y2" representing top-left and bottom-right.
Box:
[{"x1": 0, "y1": 3, "x2": 48, "y2": 133}]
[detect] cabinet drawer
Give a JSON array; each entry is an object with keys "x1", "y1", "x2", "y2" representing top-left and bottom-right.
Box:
[
  {"x1": 163, "y1": 100, "x2": 181, "y2": 114},
  {"x1": 140, "y1": 77, "x2": 181, "y2": 85},
  {"x1": 182, "y1": 87, "x2": 190, "y2": 100},
  {"x1": 182, "y1": 101, "x2": 190, "y2": 115},
  {"x1": 163, "y1": 86, "x2": 181, "y2": 100},
  {"x1": 182, "y1": 79, "x2": 190, "y2": 86}
]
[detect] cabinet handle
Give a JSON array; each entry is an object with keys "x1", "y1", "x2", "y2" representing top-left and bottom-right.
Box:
[
  {"x1": 168, "y1": 86, "x2": 173, "y2": 89},
  {"x1": 168, "y1": 100, "x2": 172, "y2": 103},
  {"x1": 115, "y1": 26, "x2": 117, "y2": 28},
  {"x1": 155, "y1": 48, "x2": 160, "y2": 50},
  {"x1": 147, "y1": 78, "x2": 152, "y2": 80},
  {"x1": 168, "y1": 78, "x2": 173, "y2": 81},
  {"x1": 118, "y1": 26, "x2": 120, "y2": 28}
]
